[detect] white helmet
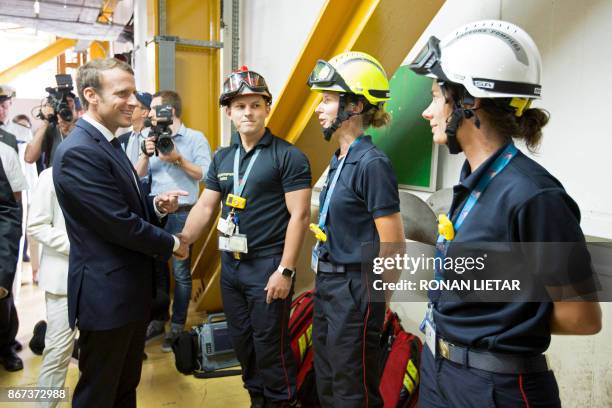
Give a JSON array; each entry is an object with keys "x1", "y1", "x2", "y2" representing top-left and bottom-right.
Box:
[{"x1": 410, "y1": 20, "x2": 542, "y2": 102}]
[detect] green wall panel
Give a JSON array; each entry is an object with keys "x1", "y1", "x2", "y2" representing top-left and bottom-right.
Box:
[{"x1": 369, "y1": 66, "x2": 436, "y2": 190}]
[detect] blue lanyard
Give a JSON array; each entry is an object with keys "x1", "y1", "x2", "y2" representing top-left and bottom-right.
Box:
[
  {"x1": 233, "y1": 145, "x2": 261, "y2": 197},
  {"x1": 317, "y1": 137, "x2": 362, "y2": 230},
  {"x1": 434, "y1": 143, "x2": 518, "y2": 281}
]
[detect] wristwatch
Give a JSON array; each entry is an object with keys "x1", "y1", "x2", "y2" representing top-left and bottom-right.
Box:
[{"x1": 279, "y1": 266, "x2": 296, "y2": 279}]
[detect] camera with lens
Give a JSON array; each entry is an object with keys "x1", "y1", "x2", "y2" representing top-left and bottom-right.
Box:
[
  {"x1": 38, "y1": 74, "x2": 75, "y2": 123},
  {"x1": 142, "y1": 104, "x2": 174, "y2": 156}
]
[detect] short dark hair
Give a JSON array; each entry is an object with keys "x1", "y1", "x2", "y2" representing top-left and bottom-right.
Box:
[
  {"x1": 12, "y1": 114, "x2": 31, "y2": 128},
  {"x1": 76, "y1": 58, "x2": 134, "y2": 110},
  {"x1": 153, "y1": 90, "x2": 182, "y2": 118}
]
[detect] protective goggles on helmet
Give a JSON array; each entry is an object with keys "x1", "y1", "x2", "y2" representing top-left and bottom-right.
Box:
[
  {"x1": 408, "y1": 36, "x2": 448, "y2": 81},
  {"x1": 220, "y1": 67, "x2": 271, "y2": 105},
  {"x1": 307, "y1": 60, "x2": 352, "y2": 93}
]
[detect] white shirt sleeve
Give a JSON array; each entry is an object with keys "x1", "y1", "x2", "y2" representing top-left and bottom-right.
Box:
[{"x1": 0, "y1": 142, "x2": 27, "y2": 192}]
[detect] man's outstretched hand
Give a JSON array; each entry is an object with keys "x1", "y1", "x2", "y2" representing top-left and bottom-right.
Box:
[{"x1": 155, "y1": 190, "x2": 189, "y2": 214}]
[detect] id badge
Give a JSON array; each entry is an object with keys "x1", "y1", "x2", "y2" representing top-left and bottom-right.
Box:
[
  {"x1": 218, "y1": 234, "x2": 248, "y2": 253},
  {"x1": 424, "y1": 319, "x2": 436, "y2": 357},
  {"x1": 229, "y1": 234, "x2": 248, "y2": 253},
  {"x1": 311, "y1": 244, "x2": 319, "y2": 274},
  {"x1": 217, "y1": 214, "x2": 236, "y2": 236}
]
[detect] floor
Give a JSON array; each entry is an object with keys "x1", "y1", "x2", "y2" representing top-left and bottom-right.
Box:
[{"x1": 0, "y1": 263, "x2": 250, "y2": 408}]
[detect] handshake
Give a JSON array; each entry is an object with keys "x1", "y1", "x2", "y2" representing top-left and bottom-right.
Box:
[{"x1": 173, "y1": 233, "x2": 190, "y2": 261}]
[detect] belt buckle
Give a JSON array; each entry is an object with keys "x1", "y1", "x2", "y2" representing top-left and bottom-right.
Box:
[
  {"x1": 233, "y1": 252, "x2": 241, "y2": 260},
  {"x1": 438, "y1": 339, "x2": 450, "y2": 359}
]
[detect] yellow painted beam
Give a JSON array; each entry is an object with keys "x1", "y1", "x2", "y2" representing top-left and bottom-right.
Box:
[
  {"x1": 0, "y1": 38, "x2": 77, "y2": 84},
  {"x1": 98, "y1": 0, "x2": 120, "y2": 24},
  {"x1": 268, "y1": 0, "x2": 445, "y2": 180}
]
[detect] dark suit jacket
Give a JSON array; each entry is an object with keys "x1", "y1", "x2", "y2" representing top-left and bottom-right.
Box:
[
  {"x1": 52, "y1": 119, "x2": 174, "y2": 331},
  {"x1": 117, "y1": 131, "x2": 131, "y2": 152}
]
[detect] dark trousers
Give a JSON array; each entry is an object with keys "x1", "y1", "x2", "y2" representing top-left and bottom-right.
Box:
[
  {"x1": 313, "y1": 271, "x2": 385, "y2": 408},
  {"x1": 150, "y1": 260, "x2": 170, "y2": 323},
  {"x1": 220, "y1": 252, "x2": 296, "y2": 403},
  {"x1": 419, "y1": 344, "x2": 561, "y2": 407},
  {"x1": 73, "y1": 320, "x2": 147, "y2": 408},
  {"x1": 0, "y1": 294, "x2": 18, "y2": 351}
]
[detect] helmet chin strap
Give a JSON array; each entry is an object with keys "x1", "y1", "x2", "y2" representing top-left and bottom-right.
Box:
[
  {"x1": 443, "y1": 90, "x2": 481, "y2": 155},
  {"x1": 322, "y1": 93, "x2": 357, "y2": 141}
]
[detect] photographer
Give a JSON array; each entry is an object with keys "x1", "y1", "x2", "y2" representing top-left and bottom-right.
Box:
[
  {"x1": 117, "y1": 91, "x2": 152, "y2": 165},
  {"x1": 135, "y1": 90, "x2": 211, "y2": 350},
  {"x1": 24, "y1": 76, "x2": 77, "y2": 169}
]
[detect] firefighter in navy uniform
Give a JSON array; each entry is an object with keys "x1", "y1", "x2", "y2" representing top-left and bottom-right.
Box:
[
  {"x1": 180, "y1": 67, "x2": 312, "y2": 408},
  {"x1": 307, "y1": 51, "x2": 405, "y2": 407},
  {"x1": 408, "y1": 20, "x2": 602, "y2": 407}
]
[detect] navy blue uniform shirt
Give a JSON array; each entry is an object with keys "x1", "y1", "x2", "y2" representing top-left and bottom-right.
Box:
[
  {"x1": 433, "y1": 142, "x2": 588, "y2": 355},
  {"x1": 317, "y1": 135, "x2": 400, "y2": 265},
  {"x1": 206, "y1": 128, "x2": 311, "y2": 253}
]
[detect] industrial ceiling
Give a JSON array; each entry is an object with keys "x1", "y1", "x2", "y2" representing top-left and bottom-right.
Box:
[{"x1": 0, "y1": 0, "x2": 131, "y2": 41}]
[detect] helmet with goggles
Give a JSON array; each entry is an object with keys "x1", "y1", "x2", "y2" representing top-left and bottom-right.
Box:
[
  {"x1": 219, "y1": 66, "x2": 272, "y2": 107},
  {"x1": 409, "y1": 20, "x2": 542, "y2": 109},
  {"x1": 308, "y1": 51, "x2": 390, "y2": 106},
  {"x1": 408, "y1": 20, "x2": 543, "y2": 153},
  {"x1": 308, "y1": 51, "x2": 390, "y2": 140}
]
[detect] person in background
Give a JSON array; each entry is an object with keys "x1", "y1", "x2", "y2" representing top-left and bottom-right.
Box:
[
  {"x1": 28, "y1": 167, "x2": 76, "y2": 408},
  {"x1": 136, "y1": 90, "x2": 212, "y2": 351},
  {"x1": 118, "y1": 91, "x2": 152, "y2": 166},
  {"x1": 0, "y1": 141, "x2": 28, "y2": 372}
]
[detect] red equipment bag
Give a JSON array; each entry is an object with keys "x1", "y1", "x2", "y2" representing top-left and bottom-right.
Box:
[
  {"x1": 289, "y1": 290, "x2": 319, "y2": 407},
  {"x1": 379, "y1": 309, "x2": 423, "y2": 408}
]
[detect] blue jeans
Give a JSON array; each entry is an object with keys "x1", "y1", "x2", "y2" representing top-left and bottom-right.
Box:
[{"x1": 164, "y1": 212, "x2": 191, "y2": 327}]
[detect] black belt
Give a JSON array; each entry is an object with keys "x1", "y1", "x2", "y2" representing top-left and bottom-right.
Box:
[
  {"x1": 436, "y1": 338, "x2": 550, "y2": 374},
  {"x1": 226, "y1": 247, "x2": 283, "y2": 261},
  {"x1": 176, "y1": 204, "x2": 193, "y2": 213},
  {"x1": 317, "y1": 261, "x2": 361, "y2": 273}
]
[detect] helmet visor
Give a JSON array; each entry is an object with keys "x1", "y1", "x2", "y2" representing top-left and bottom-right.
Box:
[
  {"x1": 223, "y1": 70, "x2": 269, "y2": 94},
  {"x1": 408, "y1": 36, "x2": 447, "y2": 80},
  {"x1": 307, "y1": 60, "x2": 352, "y2": 92}
]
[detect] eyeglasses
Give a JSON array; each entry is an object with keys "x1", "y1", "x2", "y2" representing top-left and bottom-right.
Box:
[{"x1": 307, "y1": 60, "x2": 352, "y2": 93}]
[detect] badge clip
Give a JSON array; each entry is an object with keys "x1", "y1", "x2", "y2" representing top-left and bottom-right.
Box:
[
  {"x1": 438, "y1": 214, "x2": 455, "y2": 241},
  {"x1": 309, "y1": 223, "x2": 327, "y2": 242},
  {"x1": 226, "y1": 194, "x2": 246, "y2": 210}
]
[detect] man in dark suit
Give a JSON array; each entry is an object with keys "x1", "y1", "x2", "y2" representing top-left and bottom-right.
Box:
[{"x1": 53, "y1": 58, "x2": 188, "y2": 408}]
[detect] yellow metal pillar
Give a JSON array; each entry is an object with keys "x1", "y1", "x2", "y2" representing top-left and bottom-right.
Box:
[
  {"x1": 0, "y1": 38, "x2": 77, "y2": 84},
  {"x1": 147, "y1": 0, "x2": 221, "y2": 151},
  {"x1": 147, "y1": 0, "x2": 222, "y2": 312}
]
